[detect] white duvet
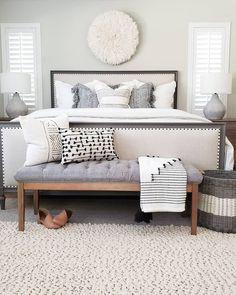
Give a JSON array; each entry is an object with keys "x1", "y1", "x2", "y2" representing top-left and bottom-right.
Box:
[
  {"x1": 13, "y1": 108, "x2": 234, "y2": 169},
  {"x1": 13, "y1": 108, "x2": 213, "y2": 123}
]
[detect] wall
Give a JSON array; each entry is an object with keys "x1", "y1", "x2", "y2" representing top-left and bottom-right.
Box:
[{"x1": 0, "y1": 0, "x2": 236, "y2": 116}]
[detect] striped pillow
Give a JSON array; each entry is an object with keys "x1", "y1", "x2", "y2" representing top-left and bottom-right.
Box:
[{"x1": 95, "y1": 86, "x2": 131, "y2": 108}]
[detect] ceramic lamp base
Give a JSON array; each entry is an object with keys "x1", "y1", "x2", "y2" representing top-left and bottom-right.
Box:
[
  {"x1": 6, "y1": 92, "x2": 28, "y2": 119},
  {"x1": 203, "y1": 93, "x2": 226, "y2": 120}
]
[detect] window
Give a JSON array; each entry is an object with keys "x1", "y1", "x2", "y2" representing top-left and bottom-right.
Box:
[
  {"x1": 187, "y1": 23, "x2": 231, "y2": 115},
  {"x1": 1, "y1": 23, "x2": 42, "y2": 112}
]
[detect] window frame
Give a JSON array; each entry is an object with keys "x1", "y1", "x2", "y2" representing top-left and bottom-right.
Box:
[
  {"x1": 187, "y1": 22, "x2": 231, "y2": 115},
  {"x1": 0, "y1": 23, "x2": 43, "y2": 112}
]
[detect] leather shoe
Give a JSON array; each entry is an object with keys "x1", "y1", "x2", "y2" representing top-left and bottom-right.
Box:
[
  {"x1": 53, "y1": 209, "x2": 73, "y2": 227},
  {"x1": 38, "y1": 208, "x2": 61, "y2": 229}
]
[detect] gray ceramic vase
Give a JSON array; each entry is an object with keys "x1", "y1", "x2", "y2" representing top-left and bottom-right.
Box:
[
  {"x1": 203, "y1": 93, "x2": 225, "y2": 120},
  {"x1": 6, "y1": 92, "x2": 28, "y2": 119}
]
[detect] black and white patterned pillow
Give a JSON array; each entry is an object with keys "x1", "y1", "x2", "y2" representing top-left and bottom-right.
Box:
[{"x1": 59, "y1": 128, "x2": 118, "y2": 164}]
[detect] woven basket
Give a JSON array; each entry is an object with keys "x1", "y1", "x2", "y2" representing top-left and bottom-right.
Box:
[{"x1": 198, "y1": 170, "x2": 236, "y2": 233}]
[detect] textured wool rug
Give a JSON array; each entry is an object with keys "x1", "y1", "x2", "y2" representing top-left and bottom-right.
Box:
[{"x1": 0, "y1": 222, "x2": 235, "y2": 295}]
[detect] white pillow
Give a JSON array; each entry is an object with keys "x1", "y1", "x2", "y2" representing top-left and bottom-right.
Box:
[
  {"x1": 94, "y1": 83, "x2": 132, "y2": 108},
  {"x1": 84, "y1": 80, "x2": 108, "y2": 92},
  {"x1": 55, "y1": 81, "x2": 74, "y2": 108},
  {"x1": 19, "y1": 114, "x2": 69, "y2": 166},
  {"x1": 121, "y1": 79, "x2": 145, "y2": 89},
  {"x1": 153, "y1": 81, "x2": 176, "y2": 108}
]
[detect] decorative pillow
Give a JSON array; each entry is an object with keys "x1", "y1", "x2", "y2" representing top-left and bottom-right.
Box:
[
  {"x1": 129, "y1": 83, "x2": 154, "y2": 108},
  {"x1": 19, "y1": 114, "x2": 69, "y2": 166},
  {"x1": 153, "y1": 81, "x2": 176, "y2": 108},
  {"x1": 95, "y1": 84, "x2": 132, "y2": 108},
  {"x1": 59, "y1": 128, "x2": 118, "y2": 164},
  {"x1": 83, "y1": 80, "x2": 109, "y2": 92},
  {"x1": 72, "y1": 81, "x2": 120, "y2": 108},
  {"x1": 121, "y1": 79, "x2": 145, "y2": 89},
  {"x1": 72, "y1": 83, "x2": 99, "y2": 108},
  {"x1": 55, "y1": 81, "x2": 74, "y2": 108}
]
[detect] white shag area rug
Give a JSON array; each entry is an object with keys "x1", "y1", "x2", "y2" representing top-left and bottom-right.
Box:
[{"x1": 0, "y1": 222, "x2": 235, "y2": 295}]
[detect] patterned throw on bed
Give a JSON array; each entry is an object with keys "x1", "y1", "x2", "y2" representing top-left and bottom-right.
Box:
[{"x1": 138, "y1": 156, "x2": 187, "y2": 213}]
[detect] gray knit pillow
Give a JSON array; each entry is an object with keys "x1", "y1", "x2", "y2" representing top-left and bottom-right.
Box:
[
  {"x1": 72, "y1": 83, "x2": 99, "y2": 108},
  {"x1": 129, "y1": 83, "x2": 154, "y2": 108}
]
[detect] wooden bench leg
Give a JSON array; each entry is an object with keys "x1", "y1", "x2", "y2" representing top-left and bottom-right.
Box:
[
  {"x1": 18, "y1": 182, "x2": 25, "y2": 231},
  {"x1": 191, "y1": 183, "x2": 198, "y2": 235},
  {"x1": 33, "y1": 190, "x2": 39, "y2": 215}
]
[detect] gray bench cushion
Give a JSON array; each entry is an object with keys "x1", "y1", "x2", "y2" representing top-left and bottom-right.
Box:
[{"x1": 15, "y1": 160, "x2": 203, "y2": 184}]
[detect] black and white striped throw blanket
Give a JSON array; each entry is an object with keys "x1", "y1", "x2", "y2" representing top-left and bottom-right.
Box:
[{"x1": 138, "y1": 157, "x2": 187, "y2": 212}]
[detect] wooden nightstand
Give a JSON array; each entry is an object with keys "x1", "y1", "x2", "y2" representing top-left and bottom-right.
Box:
[{"x1": 212, "y1": 119, "x2": 236, "y2": 165}]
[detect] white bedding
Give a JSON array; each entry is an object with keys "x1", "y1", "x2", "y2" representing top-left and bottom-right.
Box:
[
  {"x1": 13, "y1": 108, "x2": 212, "y2": 123},
  {"x1": 13, "y1": 108, "x2": 234, "y2": 170}
]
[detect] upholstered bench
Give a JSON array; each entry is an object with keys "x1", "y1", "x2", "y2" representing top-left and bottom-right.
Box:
[{"x1": 15, "y1": 160, "x2": 203, "y2": 234}]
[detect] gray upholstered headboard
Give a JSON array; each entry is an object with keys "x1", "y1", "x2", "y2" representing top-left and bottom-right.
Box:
[{"x1": 50, "y1": 70, "x2": 178, "y2": 108}]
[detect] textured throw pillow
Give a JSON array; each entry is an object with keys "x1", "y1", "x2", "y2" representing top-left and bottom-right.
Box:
[
  {"x1": 19, "y1": 114, "x2": 69, "y2": 166},
  {"x1": 153, "y1": 81, "x2": 176, "y2": 108},
  {"x1": 59, "y1": 128, "x2": 118, "y2": 164},
  {"x1": 72, "y1": 83, "x2": 99, "y2": 108},
  {"x1": 95, "y1": 84, "x2": 132, "y2": 108},
  {"x1": 55, "y1": 81, "x2": 74, "y2": 108},
  {"x1": 129, "y1": 83, "x2": 154, "y2": 108}
]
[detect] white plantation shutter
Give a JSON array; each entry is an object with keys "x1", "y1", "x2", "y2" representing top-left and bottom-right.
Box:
[
  {"x1": 1, "y1": 24, "x2": 42, "y2": 112},
  {"x1": 188, "y1": 23, "x2": 230, "y2": 115}
]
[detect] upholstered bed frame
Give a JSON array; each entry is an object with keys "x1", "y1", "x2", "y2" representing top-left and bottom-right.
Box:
[
  {"x1": 50, "y1": 70, "x2": 178, "y2": 108},
  {"x1": 0, "y1": 70, "x2": 225, "y2": 210}
]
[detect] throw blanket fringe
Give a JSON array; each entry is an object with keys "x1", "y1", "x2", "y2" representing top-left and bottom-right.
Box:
[{"x1": 138, "y1": 157, "x2": 187, "y2": 213}]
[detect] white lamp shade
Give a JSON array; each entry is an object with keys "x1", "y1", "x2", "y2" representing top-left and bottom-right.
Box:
[
  {"x1": 0, "y1": 72, "x2": 31, "y2": 94},
  {"x1": 200, "y1": 73, "x2": 232, "y2": 95}
]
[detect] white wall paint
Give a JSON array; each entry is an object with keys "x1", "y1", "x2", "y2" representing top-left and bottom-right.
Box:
[{"x1": 0, "y1": 0, "x2": 236, "y2": 116}]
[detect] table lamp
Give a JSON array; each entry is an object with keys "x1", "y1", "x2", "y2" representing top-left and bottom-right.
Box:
[
  {"x1": 0, "y1": 72, "x2": 31, "y2": 118},
  {"x1": 200, "y1": 73, "x2": 232, "y2": 120}
]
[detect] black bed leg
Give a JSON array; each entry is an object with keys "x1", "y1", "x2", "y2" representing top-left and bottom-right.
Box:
[
  {"x1": 135, "y1": 208, "x2": 153, "y2": 223},
  {"x1": 0, "y1": 195, "x2": 5, "y2": 210},
  {"x1": 181, "y1": 193, "x2": 191, "y2": 217}
]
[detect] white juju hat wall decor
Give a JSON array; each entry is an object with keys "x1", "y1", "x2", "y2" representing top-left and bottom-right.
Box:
[{"x1": 87, "y1": 10, "x2": 139, "y2": 65}]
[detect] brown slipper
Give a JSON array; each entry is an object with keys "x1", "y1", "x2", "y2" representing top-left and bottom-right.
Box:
[
  {"x1": 53, "y1": 209, "x2": 73, "y2": 227},
  {"x1": 38, "y1": 208, "x2": 61, "y2": 229}
]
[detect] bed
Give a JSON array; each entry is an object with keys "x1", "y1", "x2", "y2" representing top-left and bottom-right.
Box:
[{"x1": 0, "y1": 70, "x2": 232, "y2": 210}]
